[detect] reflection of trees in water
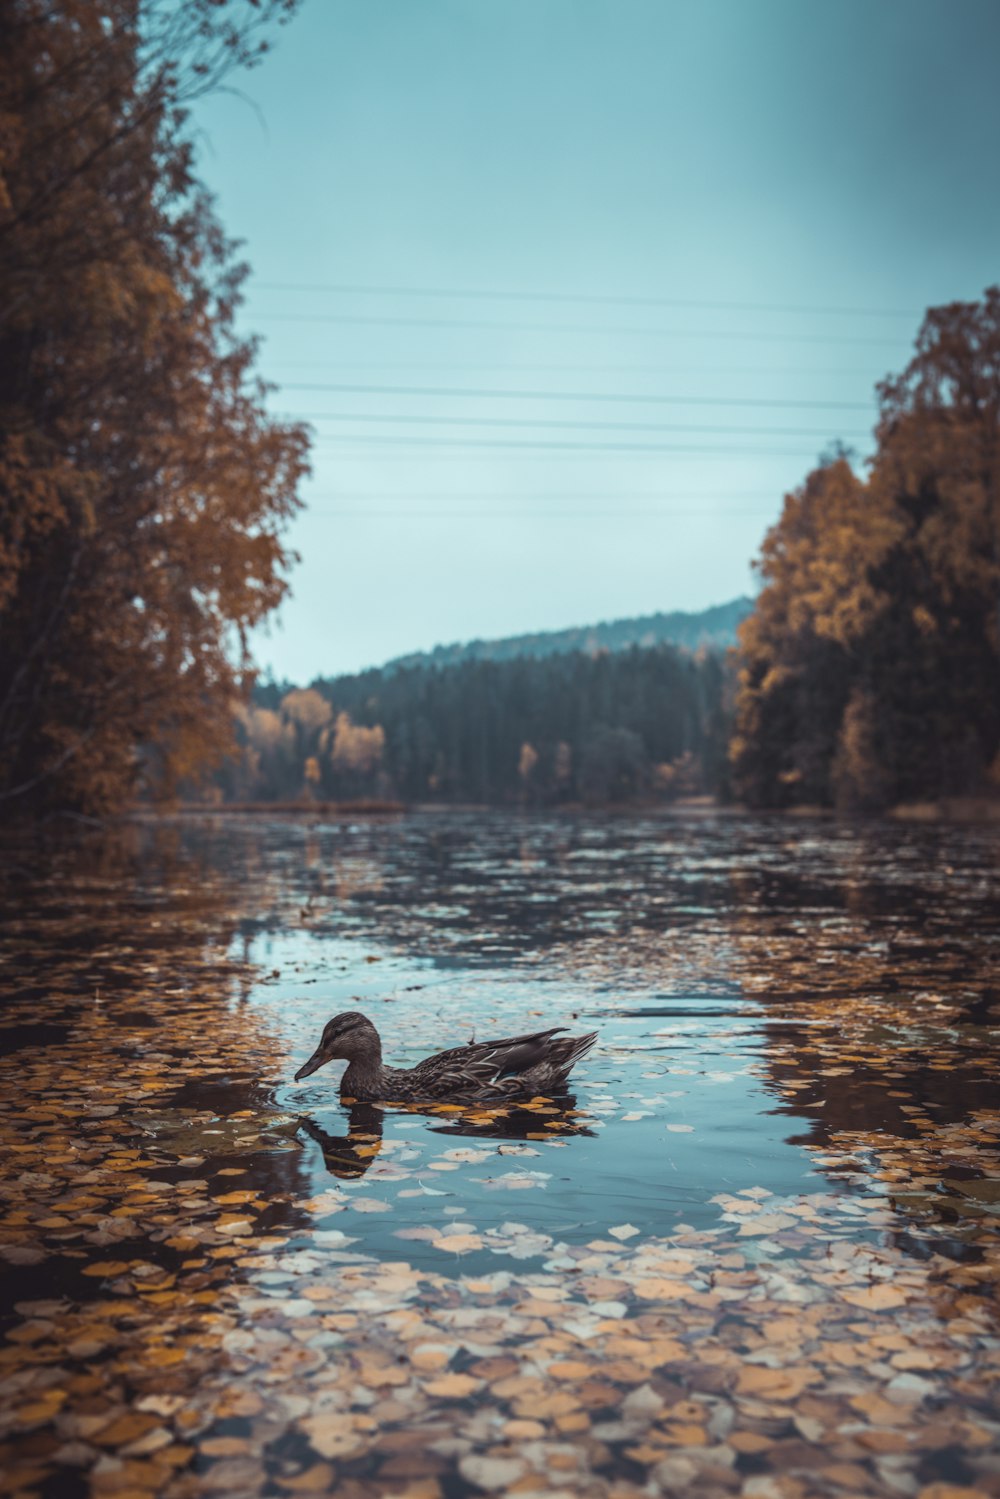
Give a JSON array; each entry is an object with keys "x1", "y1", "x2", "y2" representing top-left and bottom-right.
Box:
[
  {"x1": 0, "y1": 819, "x2": 273, "y2": 992},
  {"x1": 629, "y1": 818, "x2": 1000, "y2": 1259},
  {"x1": 0, "y1": 820, "x2": 298, "y2": 1167},
  {"x1": 164, "y1": 812, "x2": 1000, "y2": 997},
  {"x1": 25, "y1": 810, "x2": 981, "y2": 1001},
  {"x1": 10, "y1": 812, "x2": 997, "y2": 1259},
  {"x1": 754, "y1": 976, "x2": 1000, "y2": 1255},
  {"x1": 298, "y1": 1097, "x2": 593, "y2": 1180}
]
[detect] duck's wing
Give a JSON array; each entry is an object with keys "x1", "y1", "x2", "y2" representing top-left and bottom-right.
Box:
[{"x1": 411, "y1": 1027, "x2": 594, "y2": 1093}]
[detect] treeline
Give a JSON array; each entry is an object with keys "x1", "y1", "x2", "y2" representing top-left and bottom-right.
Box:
[
  {"x1": 218, "y1": 647, "x2": 730, "y2": 806},
  {"x1": 731, "y1": 288, "x2": 1000, "y2": 812},
  {"x1": 387, "y1": 598, "x2": 751, "y2": 671},
  {"x1": 225, "y1": 288, "x2": 1000, "y2": 817}
]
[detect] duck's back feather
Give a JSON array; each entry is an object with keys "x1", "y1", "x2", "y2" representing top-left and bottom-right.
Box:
[{"x1": 396, "y1": 1025, "x2": 596, "y2": 1099}]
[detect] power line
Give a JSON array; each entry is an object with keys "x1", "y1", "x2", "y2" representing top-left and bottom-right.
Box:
[
  {"x1": 306, "y1": 508, "x2": 777, "y2": 519},
  {"x1": 306, "y1": 454, "x2": 814, "y2": 462},
  {"x1": 279, "y1": 380, "x2": 875, "y2": 413},
  {"x1": 309, "y1": 436, "x2": 847, "y2": 455},
  {"x1": 252, "y1": 279, "x2": 919, "y2": 320},
  {"x1": 301, "y1": 489, "x2": 776, "y2": 499},
  {"x1": 289, "y1": 410, "x2": 868, "y2": 441},
  {"x1": 267, "y1": 361, "x2": 883, "y2": 376},
  {"x1": 258, "y1": 310, "x2": 906, "y2": 346}
]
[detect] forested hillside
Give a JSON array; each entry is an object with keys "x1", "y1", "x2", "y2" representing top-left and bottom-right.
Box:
[
  {"x1": 387, "y1": 598, "x2": 751, "y2": 671},
  {"x1": 221, "y1": 645, "x2": 730, "y2": 805}
]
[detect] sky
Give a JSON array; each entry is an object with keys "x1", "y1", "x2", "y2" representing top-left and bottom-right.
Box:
[{"x1": 190, "y1": 0, "x2": 1000, "y2": 683}]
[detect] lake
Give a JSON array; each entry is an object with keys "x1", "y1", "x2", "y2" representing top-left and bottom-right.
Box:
[{"x1": 1, "y1": 810, "x2": 998, "y2": 1498}]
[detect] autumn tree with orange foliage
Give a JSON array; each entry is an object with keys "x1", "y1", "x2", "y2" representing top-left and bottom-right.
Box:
[
  {"x1": 0, "y1": 0, "x2": 308, "y2": 814},
  {"x1": 732, "y1": 289, "x2": 1000, "y2": 810}
]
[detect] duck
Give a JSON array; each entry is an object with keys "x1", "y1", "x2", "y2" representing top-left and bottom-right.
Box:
[{"x1": 293, "y1": 1010, "x2": 597, "y2": 1103}]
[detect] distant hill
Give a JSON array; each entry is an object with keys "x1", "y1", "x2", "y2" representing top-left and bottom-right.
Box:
[{"x1": 385, "y1": 597, "x2": 752, "y2": 672}]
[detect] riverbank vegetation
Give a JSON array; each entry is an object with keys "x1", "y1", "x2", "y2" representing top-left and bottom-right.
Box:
[
  {"x1": 216, "y1": 646, "x2": 730, "y2": 807},
  {"x1": 0, "y1": 0, "x2": 307, "y2": 817},
  {"x1": 215, "y1": 291, "x2": 1000, "y2": 815},
  {"x1": 732, "y1": 290, "x2": 1000, "y2": 812}
]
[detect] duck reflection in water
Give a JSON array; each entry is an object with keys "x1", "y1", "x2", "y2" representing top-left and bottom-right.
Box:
[
  {"x1": 297, "y1": 1097, "x2": 594, "y2": 1180},
  {"x1": 297, "y1": 1104, "x2": 386, "y2": 1179}
]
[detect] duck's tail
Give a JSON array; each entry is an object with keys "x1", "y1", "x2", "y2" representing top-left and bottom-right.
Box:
[{"x1": 548, "y1": 1029, "x2": 598, "y2": 1083}]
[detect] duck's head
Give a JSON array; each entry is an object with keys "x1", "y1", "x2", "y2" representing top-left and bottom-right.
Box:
[{"x1": 294, "y1": 1011, "x2": 380, "y2": 1081}]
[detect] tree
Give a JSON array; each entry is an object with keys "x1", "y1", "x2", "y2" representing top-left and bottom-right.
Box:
[
  {"x1": 0, "y1": 0, "x2": 308, "y2": 814},
  {"x1": 328, "y1": 712, "x2": 385, "y2": 779},
  {"x1": 868, "y1": 288, "x2": 1000, "y2": 800},
  {"x1": 732, "y1": 289, "x2": 1000, "y2": 810},
  {"x1": 578, "y1": 725, "x2": 649, "y2": 805},
  {"x1": 217, "y1": 643, "x2": 730, "y2": 807},
  {"x1": 730, "y1": 455, "x2": 892, "y2": 807}
]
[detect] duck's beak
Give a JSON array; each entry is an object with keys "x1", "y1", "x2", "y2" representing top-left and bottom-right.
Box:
[{"x1": 294, "y1": 1045, "x2": 331, "y2": 1081}]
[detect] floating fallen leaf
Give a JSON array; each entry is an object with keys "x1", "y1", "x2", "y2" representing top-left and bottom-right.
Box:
[
  {"x1": 458, "y1": 1455, "x2": 526, "y2": 1491},
  {"x1": 433, "y1": 1233, "x2": 482, "y2": 1253},
  {"x1": 737, "y1": 1212, "x2": 798, "y2": 1236},
  {"x1": 608, "y1": 1223, "x2": 640, "y2": 1241},
  {"x1": 81, "y1": 1260, "x2": 133, "y2": 1277},
  {"x1": 424, "y1": 1372, "x2": 484, "y2": 1398},
  {"x1": 633, "y1": 1278, "x2": 689, "y2": 1300},
  {"x1": 736, "y1": 1365, "x2": 820, "y2": 1400},
  {"x1": 300, "y1": 1413, "x2": 367, "y2": 1460},
  {"x1": 839, "y1": 1283, "x2": 909, "y2": 1311}
]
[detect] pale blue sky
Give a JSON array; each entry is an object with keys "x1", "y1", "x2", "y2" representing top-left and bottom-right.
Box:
[{"x1": 191, "y1": 0, "x2": 1000, "y2": 682}]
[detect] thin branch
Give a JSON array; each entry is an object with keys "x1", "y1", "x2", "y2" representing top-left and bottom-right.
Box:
[{"x1": 0, "y1": 726, "x2": 95, "y2": 803}]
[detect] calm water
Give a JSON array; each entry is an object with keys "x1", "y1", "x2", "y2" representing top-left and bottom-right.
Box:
[
  {"x1": 3, "y1": 810, "x2": 998, "y2": 1268},
  {"x1": 2, "y1": 810, "x2": 999, "y2": 1498},
  {"x1": 248, "y1": 811, "x2": 1000, "y2": 1263}
]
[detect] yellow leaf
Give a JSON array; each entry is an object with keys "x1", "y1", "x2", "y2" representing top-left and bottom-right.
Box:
[
  {"x1": 424, "y1": 1373, "x2": 483, "y2": 1399},
  {"x1": 433, "y1": 1234, "x2": 481, "y2": 1254},
  {"x1": 200, "y1": 1436, "x2": 250, "y2": 1457},
  {"x1": 144, "y1": 1347, "x2": 187, "y2": 1367},
  {"x1": 633, "y1": 1278, "x2": 689, "y2": 1300},
  {"x1": 82, "y1": 1260, "x2": 133, "y2": 1277},
  {"x1": 93, "y1": 1413, "x2": 161, "y2": 1447},
  {"x1": 735, "y1": 1366, "x2": 819, "y2": 1400},
  {"x1": 839, "y1": 1284, "x2": 908, "y2": 1311}
]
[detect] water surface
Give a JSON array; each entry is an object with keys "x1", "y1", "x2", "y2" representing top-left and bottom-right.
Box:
[{"x1": 1, "y1": 810, "x2": 998, "y2": 1498}]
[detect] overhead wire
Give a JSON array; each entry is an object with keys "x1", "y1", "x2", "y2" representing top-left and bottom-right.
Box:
[
  {"x1": 256, "y1": 283, "x2": 882, "y2": 489},
  {"x1": 305, "y1": 508, "x2": 779, "y2": 519},
  {"x1": 302, "y1": 489, "x2": 776, "y2": 499},
  {"x1": 309, "y1": 436, "x2": 854, "y2": 455},
  {"x1": 287, "y1": 410, "x2": 869, "y2": 441},
  {"x1": 265, "y1": 361, "x2": 884, "y2": 376},
  {"x1": 250, "y1": 279, "x2": 919, "y2": 320},
  {"x1": 301, "y1": 489, "x2": 783, "y2": 519},
  {"x1": 256, "y1": 310, "x2": 906, "y2": 346},
  {"x1": 278, "y1": 380, "x2": 875, "y2": 412}
]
